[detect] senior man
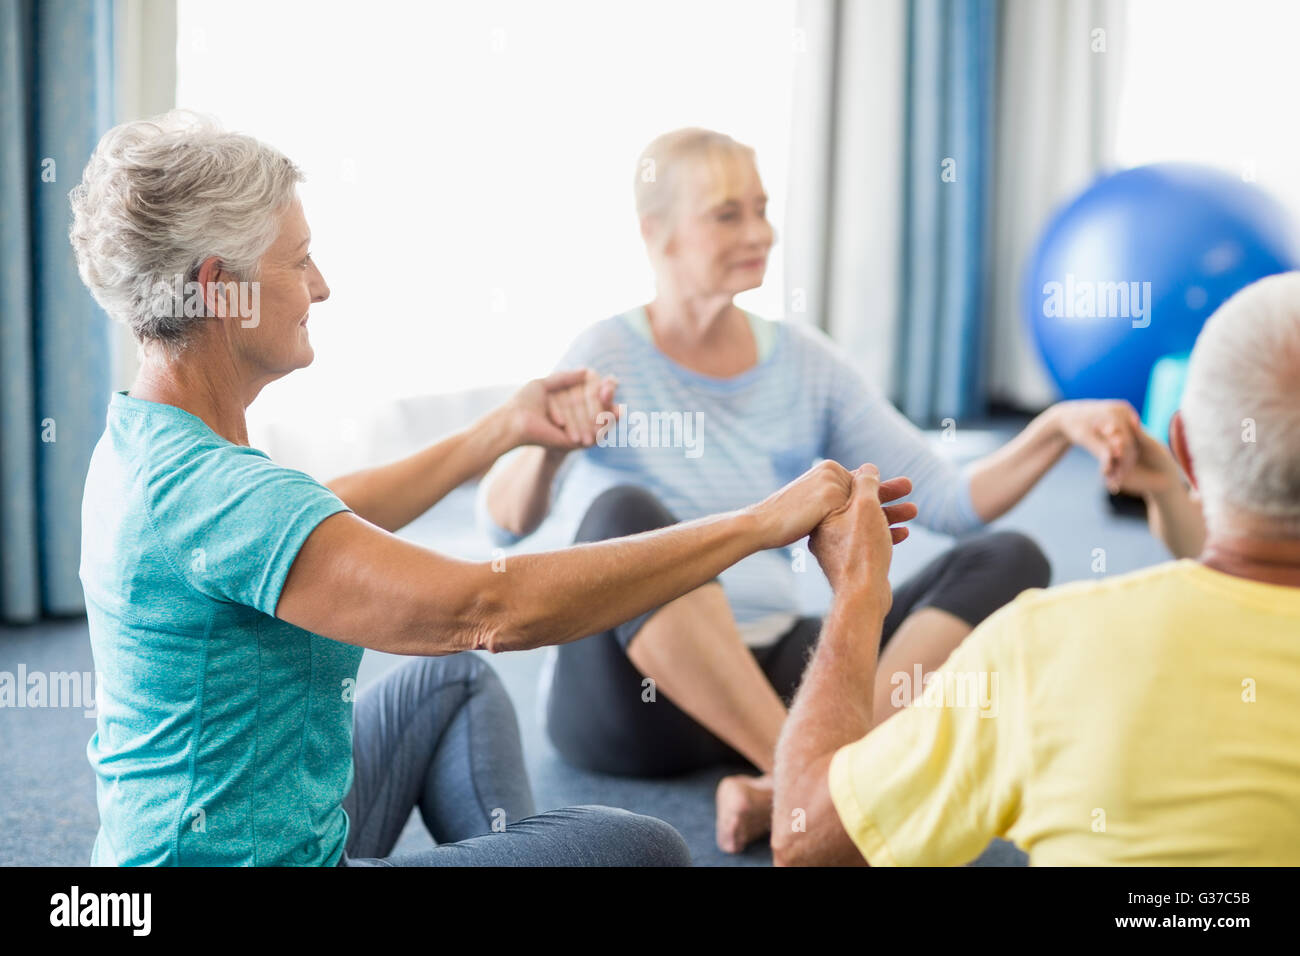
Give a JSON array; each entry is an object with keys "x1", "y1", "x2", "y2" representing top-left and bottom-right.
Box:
[{"x1": 773, "y1": 271, "x2": 1300, "y2": 866}]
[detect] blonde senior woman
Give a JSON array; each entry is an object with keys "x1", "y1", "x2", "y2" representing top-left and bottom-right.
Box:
[
  {"x1": 481, "y1": 128, "x2": 1194, "y2": 853},
  {"x1": 70, "y1": 111, "x2": 887, "y2": 867}
]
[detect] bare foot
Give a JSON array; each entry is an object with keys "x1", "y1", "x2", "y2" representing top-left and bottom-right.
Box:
[{"x1": 715, "y1": 773, "x2": 774, "y2": 854}]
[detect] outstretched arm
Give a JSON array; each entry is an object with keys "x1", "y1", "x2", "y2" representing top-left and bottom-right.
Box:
[
  {"x1": 326, "y1": 369, "x2": 606, "y2": 533},
  {"x1": 967, "y1": 401, "x2": 1206, "y2": 552},
  {"x1": 1114, "y1": 408, "x2": 1206, "y2": 558},
  {"x1": 772, "y1": 467, "x2": 914, "y2": 866},
  {"x1": 279, "y1": 460, "x2": 854, "y2": 657},
  {"x1": 965, "y1": 400, "x2": 1143, "y2": 523}
]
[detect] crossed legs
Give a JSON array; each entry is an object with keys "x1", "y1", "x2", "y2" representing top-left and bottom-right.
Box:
[
  {"x1": 340, "y1": 652, "x2": 690, "y2": 866},
  {"x1": 543, "y1": 484, "x2": 1051, "y2": 853}
]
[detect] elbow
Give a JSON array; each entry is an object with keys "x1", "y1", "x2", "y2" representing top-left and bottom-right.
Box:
[
  {"x1": 476, "y1": 619, "x2": 532, "y2": 655},
  {"x1": 468, "y1": 565, "x2": 553, "y2": 655},
  {"x1": 953, "y1": 490, "x2": 992, "y2": 534},
  {"x1": 771, "y1": 755, "x2": 843, "y2": 867},
  {"x1": 477, "y1": 495, "x2": 525, "y2": 547},
  {"x1": 424, "y1": 564, "x2": 517, "y2": 656},
  {"x1": 769, "y1": 788, "x2": 811, "y2": 867},
  {"x1": 485, "y1": 512, "x2": 528, "y2": 543},
  {"x1": 363, "y1": 553, "x2": 533, "y2": 658},
  {"x1": 934, "y1": 508, "x2": 988, "y2": 539},
  {"x1": 770, "y1": 817, "x2": 825, "y2": 868},
  {"x1": 953, "y1": 470, "x2": 993, "y2": 531},
  {"x1": 467, "y1": 581, "x2": 516, "y2": 654},
  {"x1": 480, "y1": 482, "x2": 535, "y2": 544},
  {"x1": 770, "y1": 828, "x2": 801, "y2": 868}
]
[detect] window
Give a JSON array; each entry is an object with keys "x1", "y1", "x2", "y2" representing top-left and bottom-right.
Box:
[
  {"x1": 1115, "y1": 0, "x2": 1300, "y2": 214},
  {"x1": 176, "y1": 0, "x2": 798, "y2": 428}
]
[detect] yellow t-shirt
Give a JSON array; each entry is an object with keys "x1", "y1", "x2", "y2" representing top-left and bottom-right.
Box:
[{"x1": 828, "y1": 559, "x2": 1300, "y2": 866}]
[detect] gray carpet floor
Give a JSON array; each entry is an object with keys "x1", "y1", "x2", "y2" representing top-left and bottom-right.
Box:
[{"x1": 0, "y1": 422, "x2": 1170, "y2": 866}]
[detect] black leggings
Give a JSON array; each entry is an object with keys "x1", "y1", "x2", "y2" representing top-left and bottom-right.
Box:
[{"x1": 543, "y1": 484, "x2": 1051, "y2": 777}]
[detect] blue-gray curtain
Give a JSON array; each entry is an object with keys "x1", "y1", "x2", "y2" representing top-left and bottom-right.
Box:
[
  {"x1": 897, "y1": 0, "x2": 998, "y2": 424},
  {"x1": 0, "y1": 0, "x2": 114, "y2": 622}
]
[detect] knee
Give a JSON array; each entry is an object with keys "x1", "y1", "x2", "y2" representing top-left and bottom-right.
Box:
[
  {"x1": 406, "y1": 652, "x2": 506, "y2": 703},
  {"x1": 979, "y1": 530, "x2": 1052, "y2": 592},
  {"x1": 575, "y1": 485, "x2": 677, "y2": 543},
  {"x1": 921, "y1": 532, "x2": 1051, "y2": 631},
  {"x1": 567, "y1": 806, "x2": 692, "y2": 867}
]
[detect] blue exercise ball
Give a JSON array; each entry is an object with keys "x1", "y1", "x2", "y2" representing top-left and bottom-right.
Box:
[{"x1": 1024, "y1": 163, "x2": 1300, "y2": 410}]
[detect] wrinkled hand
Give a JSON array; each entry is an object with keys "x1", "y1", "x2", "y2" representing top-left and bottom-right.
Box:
[
  {"x1": 1056, "y1": 399, "x2": 1145, "y2": 493},
  {"x1": 546, "y1": 366, "x2": 621, "y2": 447},
  {"x1": 809, "y1": 465, "x2": 916, "y2": 607},
  {"x1": 505, "y1": 367, "x2": 620, "y2": 451},
  {"x1": 750, "y1": 460, "x2": 855, "y2": 551}
]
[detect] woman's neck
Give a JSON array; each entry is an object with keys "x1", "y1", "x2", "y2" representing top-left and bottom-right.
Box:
[
  {"x1": 129, "y1": 341, "x2": 255, "y2": 446},
  {"x1": 645, "y1": 289, "x2": 756, "y2": 376}
]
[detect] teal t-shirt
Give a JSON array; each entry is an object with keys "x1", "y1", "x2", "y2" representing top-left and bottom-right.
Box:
[{"x1": 80, "y1": 391, "x2": 360, "y2": 866}]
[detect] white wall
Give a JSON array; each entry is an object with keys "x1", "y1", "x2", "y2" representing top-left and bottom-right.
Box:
[{"x1": 111, "y1": 0, "x2": 177, "y2": 390}]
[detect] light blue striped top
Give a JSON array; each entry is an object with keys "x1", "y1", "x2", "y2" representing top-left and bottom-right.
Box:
[{"x1": 478, "y1": 309, "x2": 984, "y2": 640}]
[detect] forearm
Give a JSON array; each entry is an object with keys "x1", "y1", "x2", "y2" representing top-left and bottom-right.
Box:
[
  {"x1": 772, "y1": 587, "x2": 885, "y2": 865},
  {"x1": 484, "y1": 445, "x2": 569, "y2": 538},
  {"x1": 477, "y1": 508, "x2": 768, "y2": 652},
  {"x1": 282, "y1": 506, "x2": 763, "y2": 657},
  {"x1": 1145, "y1": 483, "x2": 1207, "y2": 558},
  {"x1": 327, "y1": 408, "x2": 515, "y2": 533},
  {"x1": 965, "y1": 405, "x2": 1070, "y2": 522}
]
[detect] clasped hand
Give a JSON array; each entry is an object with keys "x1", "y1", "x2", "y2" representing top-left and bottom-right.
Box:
[
  {"x1": 808, "y1": 464, "x2": 916, "y2": 610},
  {"x1": 505, "y1": 367, "x2": 620, "y2": 451}
]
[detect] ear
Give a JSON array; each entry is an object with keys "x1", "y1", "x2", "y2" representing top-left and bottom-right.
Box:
[
  {"x1": 1169, "y1": 410, "x2": 1198, "y2": 492},
  {"x1": 640, "y1": 215, "x2": 673, "y2": 259},
  {"x1": 195, "y1": 256, "x2": 231, "y2": 318}
]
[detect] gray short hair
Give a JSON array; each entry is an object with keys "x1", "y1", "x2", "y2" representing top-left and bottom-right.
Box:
[
  {"x1": 1181, "y1": 271, "x2": 1300, "y2": 537},
  {"x1": 68, "y1": 110, "x2": 303, "y2": 357}
]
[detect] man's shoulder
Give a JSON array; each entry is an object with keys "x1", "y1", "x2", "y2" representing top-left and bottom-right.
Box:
[
  {"x1": 946, "y1": 562, "x2": 1199, "y2": 685},
  {"x1": 995, "y1": 560, "x2": 1196, "y2": 631}
]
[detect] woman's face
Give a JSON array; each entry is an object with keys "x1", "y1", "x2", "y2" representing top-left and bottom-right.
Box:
[
  {"x1": 228, "y1": 195, "x2": 330, "y2": 377},
  {"x1": 655, "y1": 157, "x2": 774, "y2": 299}
]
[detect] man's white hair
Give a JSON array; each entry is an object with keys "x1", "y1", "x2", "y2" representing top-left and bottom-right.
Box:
[
  {"x1": 68, "y1": 110, "x2": 303, "y2": 358},
  {"x1": 1181, "y1": 271, "x2": 1300, "y2": 538}
]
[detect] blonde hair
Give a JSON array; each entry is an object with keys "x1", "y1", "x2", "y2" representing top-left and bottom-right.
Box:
[{"x1": 633, "y1": 128, "x2": 757, "y2": 255}]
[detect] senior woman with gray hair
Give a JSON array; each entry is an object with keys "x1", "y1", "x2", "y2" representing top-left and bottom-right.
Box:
[{"x1": 69, "y1": 111, "x2": 881, "y2": 866}]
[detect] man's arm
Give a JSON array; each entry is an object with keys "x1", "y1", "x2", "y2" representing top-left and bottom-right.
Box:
[
  {"x1": 775, "y1": 469, "x2": 1028, "y2": 866},
  {"x1": 770, "y1": 588, "x2": 884, "y2": 866},
  {"x1": 1143, "y1": 481, "x2": 1206, "y2": 559},
  {"x1": 278, "y1": 460, "x2": 853, "y2": 657},
  {"x1": 964, "y1": 400, "x2": 1151, "y2": 522},
  {"x1": 1114, "y1": 409, "x2": 1206, "y2": 558},
  {"x1": 771, "y1": 466, "x2": 910, "y2": 867}
]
